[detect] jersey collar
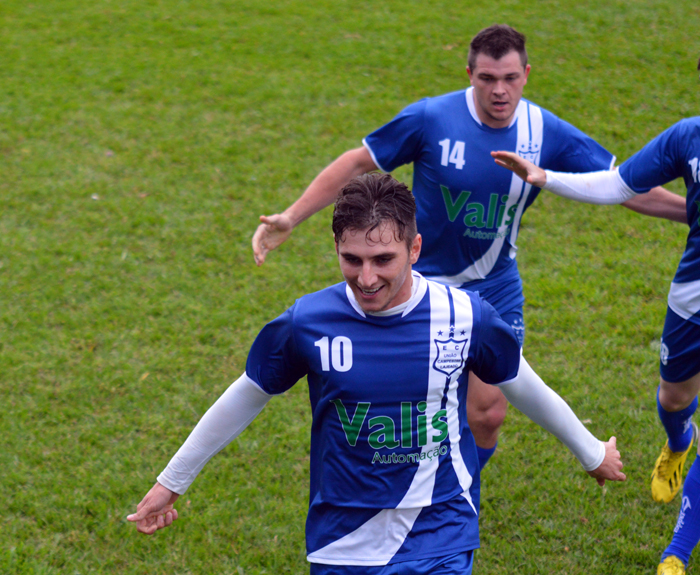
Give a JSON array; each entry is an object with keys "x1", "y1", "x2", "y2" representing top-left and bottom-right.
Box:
[
  {"x1": 465, "y1": 86, "x2": 524, "y2": 129},
  {"x1": 345, "y1": 271, "x2": 428, "y2": 318}
]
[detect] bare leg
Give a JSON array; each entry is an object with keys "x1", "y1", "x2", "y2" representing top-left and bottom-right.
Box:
[
  {"x1": 659, "y1": 372, "x2": 700, "y2": 413},
  {"x1": 466, "y1": 371, "x2": 508, "y2": 450},
  {"x1": 652, "y1": 371, "x2": 700, "y2": 505}
]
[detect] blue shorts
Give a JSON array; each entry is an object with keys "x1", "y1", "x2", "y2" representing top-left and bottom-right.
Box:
[
  {"x1": 660, "y1": 307, "x2": 700, "y2": 383},
  {"x1": 462, "y1": 271, "x2": 525, "y2": 348},
  {"x1": 309, "y1": 551, "x2": 473, "y2": 575}
]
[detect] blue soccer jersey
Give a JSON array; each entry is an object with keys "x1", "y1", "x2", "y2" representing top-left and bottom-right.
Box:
[
  {"x1": 245, "y1": 273, "x2": 521, "y2": 566},
  {"x1": 363, "y1": 88, "x2": 615, "y2": 307},
  {"x1": 618, "y1": 118, "x2": 700, "y2": 326}
]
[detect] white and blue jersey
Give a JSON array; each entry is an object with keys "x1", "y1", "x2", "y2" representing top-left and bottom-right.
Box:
[
  {"x1": 363, "y1": 87, "x2": 615, "y2": 315},
  {"x1": 245, "y1": 273, "x2": 521, "y2": 566},
  {"x1": 618, "y1": 118, "x2": 700, "y2": 327}
]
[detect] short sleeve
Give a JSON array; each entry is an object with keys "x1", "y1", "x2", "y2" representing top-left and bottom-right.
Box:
[
  {"x1": 471, "y1": 298, "x2": 521, "y2": 385},
  {"x1": 545, "y1": 115, "x2": 615, "y2": 173},
  {"x1": 618, "y1": 122, "x2": 686, "y2": 192},
  {"x1": 363, "y1": 99, "x2": 427, "y2": 173},
  {"x1": 245, "y1": 305, "x2": 309, "y2": 395}
]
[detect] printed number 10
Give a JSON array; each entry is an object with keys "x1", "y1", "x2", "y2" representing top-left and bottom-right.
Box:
[{"x1": 315, "y1": 336, "x2": 353, "y2": 372}]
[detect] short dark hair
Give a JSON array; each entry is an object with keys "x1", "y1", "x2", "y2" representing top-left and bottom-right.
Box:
[
  {"x1": 332, "y1": 173, "x2": 418, "y2": 250},
  {"x1": 468, "y1": 24, "x2": 527, "y2": 70}
]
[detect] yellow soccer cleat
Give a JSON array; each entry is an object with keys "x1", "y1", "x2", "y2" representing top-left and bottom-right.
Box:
[
  {"x1": 657, "y1": 556, "x2": 686, "y2": 575},
  {"x1": 651, "y1": 423, "x2": 699, "y2": 503}
]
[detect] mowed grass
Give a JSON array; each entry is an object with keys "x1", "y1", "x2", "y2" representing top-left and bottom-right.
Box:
[{"x1": 1, "y1": 0, "x2": 699, "y2": 573}]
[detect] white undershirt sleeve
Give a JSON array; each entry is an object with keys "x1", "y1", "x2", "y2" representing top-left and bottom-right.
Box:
[
  {"x1": 543, "y1": 168, "x2": 638, "y2": 205},
  {"x1": 497, "y1": 356, "x2": 605, "y2": 472},
  {"x1": 157, "y1": 373, "x2": 272, "y2": 494}
]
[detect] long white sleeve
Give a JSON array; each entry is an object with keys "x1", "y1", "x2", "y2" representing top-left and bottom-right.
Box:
[
  {"x1": 543, "y1": 168, "x2": 637, "y2": 205},
  {"x1": 497, "y1": 356, "x2": 605, "y2": 471},
  {"x1": 157, "y1": 373, "x2": 272, "y2": 494}
]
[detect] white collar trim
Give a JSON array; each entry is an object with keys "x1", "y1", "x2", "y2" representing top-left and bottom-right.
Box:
[
  {"x1": 345, "y1": 271, "x2": 427, "y2": 318},
  {"x1": 465, "y1": 86, "x2": 522, "y2": 129}
]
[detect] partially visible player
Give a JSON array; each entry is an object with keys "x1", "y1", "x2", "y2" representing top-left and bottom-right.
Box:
[
  {"x1": 130, "y1": 173, "x2": 625, "y2": 574},
  {"x1": 252, "y1": 24, "x2": 686, "y2": 472},
  {"x1": 492, "y1": 111, "x2": 700, "y2": 574}
]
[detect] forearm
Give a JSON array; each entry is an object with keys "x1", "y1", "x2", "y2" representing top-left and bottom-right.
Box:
[
  {"x1": 284, "y1": 147, "x2": 377, "y2": 227},
  {"x1": 621, "y1": 186, "x2": 687, "y2": 224},
  {"x1": 543, "y1": 168, "x2": 636, "y2": 205},
  {"x1": 543, "y1": 169, "x2": 687, "y2": 223},
  {"x1": 157, "y1": 374, "x2": 271, "y2": 494},
  {"x1": 498, "y1": 356, "x2": 605, "y2": 471}
]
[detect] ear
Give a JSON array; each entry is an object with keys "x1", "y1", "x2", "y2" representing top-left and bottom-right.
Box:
[
  {"x1": 523, "y1": 63, "x2": 531, "y2": 84},
  {"x1": 409, "y1": 234, "x2": 422, "y2": 265},
  {"x1": 466, "y1": 66, "x2": 473, "y2": 84}
]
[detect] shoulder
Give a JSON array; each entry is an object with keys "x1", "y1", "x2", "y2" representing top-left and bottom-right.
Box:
[
  {"x1": 291, "y1": 282, "x2": 349, "y2": 321},
  {"x1": 661, "y1": 117, "x2": 700, "y2": 144}
]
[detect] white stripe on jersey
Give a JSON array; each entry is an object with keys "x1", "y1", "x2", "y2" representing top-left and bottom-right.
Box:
[
  {"x1": 668, "y1": 279, "x2": 700, "y2": 320},
  {"x1": 508, "y1": 103, "x2": 543, "y2": 259},
  {"x1": 439, "y1": 287, "x2": 477, "y2": 511},
  {"x1": 428, "y1": 91, "x2": 544, "y2": 285},
  {"x1": 306, "y1": 279, "x2": 476, "y2": 566}
]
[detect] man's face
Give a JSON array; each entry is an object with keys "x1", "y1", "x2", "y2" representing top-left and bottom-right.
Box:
[
  {"x1": 337, "y1": 222, "x2": 421, "y2": 313},
  {"x1": 466, "y1": 50, "x2": 530, "y2": 129}
]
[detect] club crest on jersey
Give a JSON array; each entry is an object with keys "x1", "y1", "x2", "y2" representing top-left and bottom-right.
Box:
[
  {"x1": 517, "y1": 141, "x2": 541, "y2": 165},
  {"x1": 433, "y1": 337, "x2": 468, "y2": 377}
]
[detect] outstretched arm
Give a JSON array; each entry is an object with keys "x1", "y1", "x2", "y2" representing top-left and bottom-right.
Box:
[
  {"x1": 498, "y1": 356, "x2": 626, "y2": 486},
  {"x1": 492, "y1": 150, "x2": 687, "y2": 224},
  {"x1": 252, "y1": 146, "x2": 377, "y2": 266},
  {"x1": 127, "y1": 374, "x2": 272, "y2": 533}
]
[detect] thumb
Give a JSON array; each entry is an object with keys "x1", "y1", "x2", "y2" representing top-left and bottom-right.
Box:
[{"x1": 127, "y1": 509, "x2": 147, "y2": 522}]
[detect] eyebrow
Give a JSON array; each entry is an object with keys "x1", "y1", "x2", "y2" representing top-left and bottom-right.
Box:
[{"x1": 340, "y1": 251, "x2": 397, "y2": 259}]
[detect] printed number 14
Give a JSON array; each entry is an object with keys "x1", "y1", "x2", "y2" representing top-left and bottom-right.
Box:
[
  {"x1": 439, "y1": 139, "x2": 465, "y2": 170},
  {"x1": 689, "y1": 157, "x2": 699, "y2": 183}
]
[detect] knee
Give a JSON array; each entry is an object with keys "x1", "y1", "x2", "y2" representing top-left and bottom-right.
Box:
[
  {"x1": 659, "y1": 381, "x2": 698, "y2": 412},
  {"x1": 468, "y1": 394, "x2": 508, "y2": 436}
]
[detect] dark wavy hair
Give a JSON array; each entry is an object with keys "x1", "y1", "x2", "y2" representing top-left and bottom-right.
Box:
[
  {"x1": 468, "y1": 24, "x2": 527, "y2": 70},
  {"x1": 332, "y1": 173, "x2": 417, "y2": 250}
]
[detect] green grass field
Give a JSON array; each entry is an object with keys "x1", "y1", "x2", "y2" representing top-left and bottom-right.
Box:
[{"x1": 1, "y1": 0, "x2": 699, "y2": 573}]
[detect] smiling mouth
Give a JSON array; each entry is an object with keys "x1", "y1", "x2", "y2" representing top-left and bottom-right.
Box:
[{"x1": 359, "y1": 286, "x2": 383, "y2": 297}]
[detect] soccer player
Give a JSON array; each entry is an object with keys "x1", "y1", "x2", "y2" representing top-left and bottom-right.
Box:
[
  {"x1": 130, "y1": 173, "x2": 625, "y2": 574},
  {"x1": 251, "y1": 24, "x2": 686, "y2": 471},
  {"x1": 492, "y1": 110, "x2": 700, "y2": 575}
]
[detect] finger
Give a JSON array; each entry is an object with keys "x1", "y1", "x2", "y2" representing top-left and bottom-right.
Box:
[
  {"x1": 137, "y1": 518, "x2": 158, "y2": 535},
  {"x1": 597, "y1": 478, "x2": 605, "y2": 486},
  {"x1": 127, "y1": 507, "x2": 151, "y2": 523},
  {"x1": 252, "y1": 229, "x2": 267, "y2": 265}
]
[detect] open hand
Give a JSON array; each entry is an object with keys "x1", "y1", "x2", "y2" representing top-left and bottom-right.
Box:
[
  {"x1": 252, "y1": 213, "x2": 294, "y2": 266},
  {"x1": 490, "y1": 151, "x2": 547, "y2": 188}
]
